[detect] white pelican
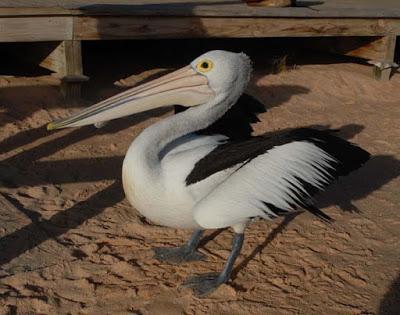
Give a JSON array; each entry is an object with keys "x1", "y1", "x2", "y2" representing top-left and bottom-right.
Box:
[{"x1": 48, "y1": 50, "x2": 370, "y2": 296}]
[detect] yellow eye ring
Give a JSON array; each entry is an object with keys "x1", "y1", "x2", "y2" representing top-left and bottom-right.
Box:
[{"x1": 196, "y1": 59, "x2": 213, "y2": 73}]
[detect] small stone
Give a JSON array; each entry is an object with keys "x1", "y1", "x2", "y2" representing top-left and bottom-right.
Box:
[{"x1": 110, "y1": 143, "x2": 117, "y2": 150}]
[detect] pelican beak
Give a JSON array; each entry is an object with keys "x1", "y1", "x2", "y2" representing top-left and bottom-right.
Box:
[{"x1": 47, "y1": 66, "x2": 214, "y2": 130}]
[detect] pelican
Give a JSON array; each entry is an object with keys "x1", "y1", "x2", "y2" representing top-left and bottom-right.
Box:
[{"x1": 48, "y1": 50, "x2": 370, "y2": 296}]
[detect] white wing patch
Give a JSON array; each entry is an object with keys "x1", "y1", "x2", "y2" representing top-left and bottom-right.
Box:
[{"x1": 193, "y1": 141, "x2": 337, "y2": 229}]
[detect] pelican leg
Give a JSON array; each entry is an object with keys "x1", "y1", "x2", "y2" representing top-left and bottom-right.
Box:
[
  {"x1": 153, "y1": 230, "x2": 206, "y2": 264},
  {"x1": 183, "y1": 233, "x2": 244, "y2": 296}
]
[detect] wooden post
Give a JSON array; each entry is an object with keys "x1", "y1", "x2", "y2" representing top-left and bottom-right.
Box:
[
  {"x1": 61, "y1": 40, "x2": 88, "y2": 102},
  {"x1": 40, "y1": 40, "x2": 88, "y2": 102},
  {"x1": 369, "y1": 35, "x2": 397, "y2": 81}
]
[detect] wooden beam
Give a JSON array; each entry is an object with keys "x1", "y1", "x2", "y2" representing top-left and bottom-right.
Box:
[
  {"x1": 3, "y1": 2, "x2": 396, "y2": 19},
  {"x1": 74, "y1": 17, "x2": 400, "y2": 40},
  {"x1": 0, "y1": 7, "x2": 74, "y2": 17},
  {"x1": 0, "y1": 2, "x2": 400, "y2": 18},
  {"x1": 0, "y1": 17, "x2": 73, "y2": 42},
  {"x1": 39, "y1": 42, "x2": 69, "y2": 74}
]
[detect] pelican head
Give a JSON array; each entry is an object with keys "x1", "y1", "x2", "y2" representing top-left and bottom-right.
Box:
[
  {"x1": 190, "y1": 50, "x2": 252, "y2": 95},
  {"x1": 47, "y1": 50, "x2": 252, "y2": 130}
]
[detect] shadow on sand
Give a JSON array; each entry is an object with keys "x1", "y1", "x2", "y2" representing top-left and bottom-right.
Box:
[
  {"x1": 379, "y1": 274, "x2": 400, "y2": 315},
  {"x1": 0, "y1": 181, "x2": 124, "y2": 267}
]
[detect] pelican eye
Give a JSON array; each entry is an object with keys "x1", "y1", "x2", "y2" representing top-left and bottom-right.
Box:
[{"x1": 196, "y1": 60, "x2": 213, "y2": 73}]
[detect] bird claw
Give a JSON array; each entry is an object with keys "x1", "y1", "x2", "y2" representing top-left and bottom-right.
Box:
[
  {"x1": 153, "y1": 246, "x2": 206, "y2": 264},
  {"x1": 182, "y1": 272, "x2": 224, "y2": 296}
]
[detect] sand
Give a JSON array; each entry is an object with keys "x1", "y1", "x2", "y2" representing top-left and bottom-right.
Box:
[{"x1": 0, "y1": 51, "x2": 399, "y2": 314}]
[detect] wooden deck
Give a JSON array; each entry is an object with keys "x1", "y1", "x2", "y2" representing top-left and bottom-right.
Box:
[
  {"x1": 1, "y1": 0, "x2": 400, "y2": 41},
  {"x1": 0, "y1": 0, "x2": 399, "y2": 96},
  {"x1": 1, "y1": 0, "x2": 400, "y2": 18}
]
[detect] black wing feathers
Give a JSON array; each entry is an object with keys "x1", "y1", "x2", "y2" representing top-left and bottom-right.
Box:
[
  {"x1": 176, "y1": 92, "x2": 369, "y2": 223},
  {"x1": 289, "y1": 128, "x2": 370, "y2": 177},
  {"x1": 263, "y1": 201, "x2": 333, "y2": 223},
  {"x1": 187, "y1": 127, "x2": 370, "y2": 186},
  {"x1": 187, "y1": 127, "x2": 370, "y2": 222}
]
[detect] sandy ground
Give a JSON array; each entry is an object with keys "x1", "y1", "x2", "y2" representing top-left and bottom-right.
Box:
[{"x1": 0, "y1": 48, "x2": 400, "y2": 314}]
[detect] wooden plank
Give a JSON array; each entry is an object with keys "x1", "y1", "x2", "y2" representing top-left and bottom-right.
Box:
[
  {"x1": 74, "y1": 4, "x2": 400, "y2": 18},
  {"x1": 0, "y1": 7, "x2": 74, "y2": 17},
  {"x1": 1, "y1": 0, "x2": 400, "y2": 18},
  {"x1": 0, "y1": 17, "x2": 73, "y2": 42},
  {"x1": 74, "y1": 16, "x2": 400, "y2": 40},
  {"x1": 1, "y1": 1, "x2": 400, "y2": 18}
]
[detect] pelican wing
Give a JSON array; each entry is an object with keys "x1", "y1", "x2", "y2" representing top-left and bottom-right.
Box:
[{"x1": 189, "y1": 128, "x2": 370, "y2": 229}]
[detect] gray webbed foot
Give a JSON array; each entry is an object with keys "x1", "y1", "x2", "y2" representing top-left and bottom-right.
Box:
[
  {"x1": 183, "y1": 233, "x2": 245, "y2": 296},
  {"x1": 183, "y1": 272, "x2": 226, "y2": 296},
  {"x1": 153, "y1": 246, "x2": 206, "y2": 264}
]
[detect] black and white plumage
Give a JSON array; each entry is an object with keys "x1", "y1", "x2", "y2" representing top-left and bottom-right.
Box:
[
  {"x1": 187, "y1": 127, "x2": 369, "y2": 225},
  {"x1": 48, "y1": 50, "x2": 370, "y2": 296}
]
